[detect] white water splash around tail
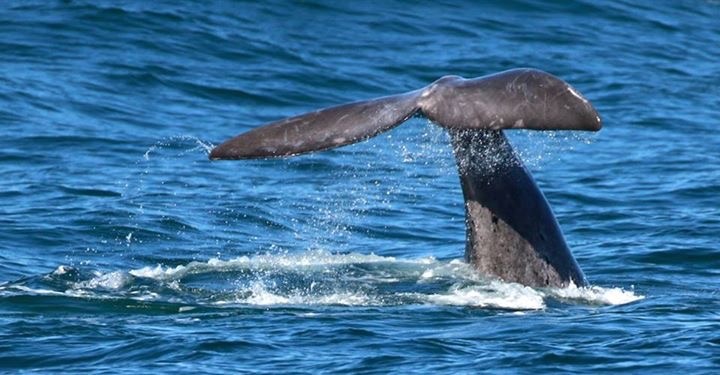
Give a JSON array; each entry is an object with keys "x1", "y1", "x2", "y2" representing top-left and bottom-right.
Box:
[{"x1": 2, "y1": 251, "x2": 643, "y2": 310}]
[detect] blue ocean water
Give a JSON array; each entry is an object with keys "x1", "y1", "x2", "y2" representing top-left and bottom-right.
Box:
[{"x1": 1, "y1": 0, "x2": 719, "y2": 372}]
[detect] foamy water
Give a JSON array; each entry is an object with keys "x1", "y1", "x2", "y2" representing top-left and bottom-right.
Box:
[{"x1": 1, "y1": 251, "x2": 643, "y2": 311}]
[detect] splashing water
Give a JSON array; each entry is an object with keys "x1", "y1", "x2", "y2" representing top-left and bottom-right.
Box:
[{"x1": 0, "y1": 251, "x2": 642, "y2": 311}]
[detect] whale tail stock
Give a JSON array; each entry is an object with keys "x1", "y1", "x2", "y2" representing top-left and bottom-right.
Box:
[
  {"x1": 209, "y1": 68, "x2": 601, "y2": 160},
  {"x1": 209, "y1": 68, "x2": 601, "y2": 288}
]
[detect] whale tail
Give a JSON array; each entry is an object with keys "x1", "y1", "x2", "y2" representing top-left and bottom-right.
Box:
[
  {"x1": 209, "y1": 69, "x2": 601, "y2": 160},
  {"x1": 208, "y1": 68, "x2": 601, "y2": 288}
]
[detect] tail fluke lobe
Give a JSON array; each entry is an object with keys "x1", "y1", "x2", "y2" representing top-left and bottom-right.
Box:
[
  {"x1": 209, "y1": 91, "x2": 421, "y2": 160},
  {"x1": 419, "y1": 69, "x2": 602, "y2": 132}
]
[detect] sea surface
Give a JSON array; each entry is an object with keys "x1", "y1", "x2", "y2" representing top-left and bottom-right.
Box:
[{"x1": 1, "y1": 0, "x2": 719, "y2": 373}]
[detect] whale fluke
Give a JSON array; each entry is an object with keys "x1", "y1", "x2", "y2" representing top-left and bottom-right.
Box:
[
  {"x1": 210, "y1": 69, "x2": 600, "y2": 160},
  {"x1": 209, "y1": 68, "x2": 601, "y2": 288}
]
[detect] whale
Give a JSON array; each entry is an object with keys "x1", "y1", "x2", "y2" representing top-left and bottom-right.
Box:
[{"x1": 209, "y1": 68, "x2": 601, "y2": 288}]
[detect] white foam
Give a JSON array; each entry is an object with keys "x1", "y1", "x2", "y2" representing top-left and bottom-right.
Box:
[
  {"x1": 548, "y1": 283, "x2": 644, "y2": 305},
  {"x1": 52, "y1": 265, "x2": 72, "y2": 276},
  {"x1": 10, "y1": 251, "x2": 644, "y2": 311},
  {"x1": 244, "y1": 282, "x2": 289, "y2": 305},
  {"x1": 122, "y1": 252, "x2": 644, "y2": 309},
  {"x1": 420, "y1": 269, "x2": 434, "y2": 279},
  {"x1": 76, "y1": 271, "x2": 130, "y2": 290},
  {"x1": 219, "y1": 281, "x2": 375, "y2": 307},
  {"x1": 427, "y1": 281, "x2": 546, "y2": 310},
  {"x1": 418, "y1": 259, "x2": 480, "y2": 281},
  {"x1": 130, "y1": 263, "x2": 190, "y2": 279},
  {"x1": 129, "y1": 251, "x2": 437, "y2": 281},
  {"x1": 311, "y1": 291, "x2": 372, "y2": 306}
]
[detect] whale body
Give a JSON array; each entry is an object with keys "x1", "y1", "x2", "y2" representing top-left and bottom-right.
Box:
[{"x1": 210, "y1": 69, "x2": 601, "y2": 288}]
